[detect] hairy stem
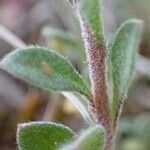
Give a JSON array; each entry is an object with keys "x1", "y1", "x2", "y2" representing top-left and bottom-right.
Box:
[{"x1": 69, "y1": 1, "x2": 112, "y2": 149}]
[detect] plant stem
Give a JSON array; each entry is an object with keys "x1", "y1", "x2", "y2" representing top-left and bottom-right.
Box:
[{"x1": 70, "y1": 1, "x2": 113, "y2": 149}]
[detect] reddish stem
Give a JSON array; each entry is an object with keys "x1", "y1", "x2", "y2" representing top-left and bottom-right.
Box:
[{"x1": 70, "y1": 1, "x2": 113, "y2": 149}]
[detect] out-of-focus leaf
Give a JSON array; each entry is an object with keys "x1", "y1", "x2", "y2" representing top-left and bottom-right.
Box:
[
  {"x1": 108, "y1": 19, "x2": 143, "y2": 126},
  {"x1": 118, "y1": 118, "x2": 150, "y2": 138},
  {"x1": 60, "y1": 125, "x2": 105, "y2": 150},
  {"x1": 81, "y1": 0, "x2": 105, "y2": 44},
  {"x1": 114, "y1": 0, "x2": 150, "y2": 42},
  {"x1": 41, "y1": 27, "x2": 77, "y2": 47},
  {"x1": 0, "y1": 46, "x2": 91, "y2": 97},
  {"x1": 121, "y1": 138, "x2": 148, "y2": 150},
  {"x1": 17, "y1": 122, "x2": 75, "y2": 150}
]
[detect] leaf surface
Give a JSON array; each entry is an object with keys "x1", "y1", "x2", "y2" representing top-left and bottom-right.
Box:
[
  {"x1": 60, "y1": 125, "x2": 105, "y2": 150},
  {"x1": 81, "y1": 0, "x2": 105, "y2": 44},
  {"x1": 108, "y1": 19, "x2": 143, "y2": 125},
  {"x1": 0, "y1": 46, "x2": 90, "y2": 97},
  {"x1": 17, "y1": 122, "x2": 75, "y2": 150}
]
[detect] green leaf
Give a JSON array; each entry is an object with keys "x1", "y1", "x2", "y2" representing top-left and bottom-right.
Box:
[
  {"x1": 81, "y1": 0, "x2": 105, "y2": 44},
  {"x1": 0, "y1": 46, "x2": 91, "y2": 97},
  {"x1": 108, "y1": 19, "x2": 143, "y2": 126},
  {"x1": 17, "y1": 122, "x2": 75, "y2": 150},
  {"x1": 60, "y1": 125, "x2": 105, "y2": 150},
  {"x1": 41, "y1": 27, "x2": 77, "y2": 47}
]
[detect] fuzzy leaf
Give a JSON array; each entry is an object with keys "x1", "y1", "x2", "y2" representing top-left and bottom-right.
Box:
[
  {"x1": 60, "y1": 125, "x2": 105, "y2": 150},
  {"x1": 0, "y1": 47, "x2": 91, "y2": 97},
  {"x1": 81, "y1": 0, "x2": 105, "y2": 44},
  {"x1": 17, "y1": 122, "x2": 75, "y2": 150},
  {"x1": 109, "y1": 19, "x2": 143, "y2": 126}
]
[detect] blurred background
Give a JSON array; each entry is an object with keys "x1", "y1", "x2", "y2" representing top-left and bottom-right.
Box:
[{"x1": 0, "y1": 0, "x2": 150, "y2": 149}]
